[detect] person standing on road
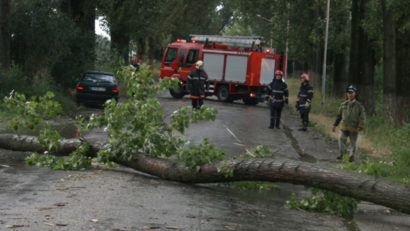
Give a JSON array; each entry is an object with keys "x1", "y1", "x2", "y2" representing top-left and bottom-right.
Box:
[
  {"x1": 296, "y1": 73, "x2": 313, "y2": 131},
  {"x1": 267, "y1": 70, "x2": 289, "y2": 129},
  {"x1": 332, "y1": 85, "x2": 366, "y2": 162},
  {"x1": 187, "y1": 60, "x2": 208, "y2": 109}
]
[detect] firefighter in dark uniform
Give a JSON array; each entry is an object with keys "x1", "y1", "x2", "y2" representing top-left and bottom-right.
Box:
[
  {"x1": 187, "y1": 60, "x2": 208, "y2": 109},
  {"x1": 296, "y1": 73, "x2": 313, "y2": 131},
  {"x1": 268, "y1": 70, "x2": 289, "y2": 129},
  {"x1": 332, "y1": 85, "x2": 366, "y2": 162}
]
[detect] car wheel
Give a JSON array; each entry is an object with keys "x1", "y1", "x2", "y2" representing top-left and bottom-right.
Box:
[
  {"x1": 169, "y1": 86, "x2": 185, "y2": 98},
  {"x1": 217, "y1": 85, "x2": 231, "y2": 102}
]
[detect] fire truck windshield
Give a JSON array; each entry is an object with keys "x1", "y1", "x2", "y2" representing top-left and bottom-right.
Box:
[{"x1": 164, "y1": 47, "x2": 178, "y2": 64}]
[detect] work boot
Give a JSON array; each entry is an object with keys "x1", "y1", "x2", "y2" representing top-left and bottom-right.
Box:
[
  {"x1": 336, "y1": 155, "x2": 343, "y2": 160},
  {"x1": 348, "y1": 155, "x2": 355, "y2": 162},
  {"x1": 276, "y1": 126, "x2": 280, "y2": 129},
  {"x1": 298, "y1": 127, "x2": 307, "y2": 131},
  {"x1": 268, "y1": 125, "x2": 274, "y2": 129}
]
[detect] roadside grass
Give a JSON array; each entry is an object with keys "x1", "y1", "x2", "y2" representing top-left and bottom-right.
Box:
[
  {"x1": 287, "y1": 77, "x2": 410, "y2": 183},
  {"x1": 0, "y1": 102, "x2": 18, "y2": 130}
]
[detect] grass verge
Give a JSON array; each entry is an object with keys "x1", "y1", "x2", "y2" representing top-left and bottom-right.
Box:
[{"x1": 287, "y1": 77, "x2": 410, "y2": 183}]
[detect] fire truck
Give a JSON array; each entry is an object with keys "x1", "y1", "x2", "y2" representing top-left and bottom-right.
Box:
[{"x1": 160, "y1": 35, "x2": 286, "y2": 105}]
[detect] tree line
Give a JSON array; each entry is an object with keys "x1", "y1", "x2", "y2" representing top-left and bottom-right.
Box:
[
  {"x1": 0, "y1": 0, "x2": 230, "y2": 94},
  {"x1": 224, "y1": 0, "x2": 409, "y2": 125},
  {"x1": 0, "y1": 0, "x2": 409, "y2": 125}
]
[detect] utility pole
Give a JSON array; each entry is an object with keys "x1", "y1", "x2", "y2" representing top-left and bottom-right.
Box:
[
  {"x1": 321, "y1": 0, "x2": 331, "y2": 110},
  {"x1": 284, "y1": 19, "x2": 290, "y2": 81},
  {"x1": 256, "y1": 14, "x2": 273, "y2": 48}
]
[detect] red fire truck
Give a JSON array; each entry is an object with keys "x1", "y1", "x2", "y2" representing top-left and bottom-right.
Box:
[{"x1": 160, "y1": 35, "x2": 286, "y2": 105}]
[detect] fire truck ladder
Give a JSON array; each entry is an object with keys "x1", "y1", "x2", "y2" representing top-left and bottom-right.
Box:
[{"x1": 189, "y1": 34, "x2": 264, "y2": 48}]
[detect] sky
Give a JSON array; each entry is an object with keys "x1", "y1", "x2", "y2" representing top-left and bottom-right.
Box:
[{"x1": 95, "y1": 16, "x2": 110, "y2": 39}]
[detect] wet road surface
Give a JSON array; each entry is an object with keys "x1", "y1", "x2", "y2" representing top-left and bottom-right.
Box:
[{"x1": 0, "y1": 94, "x2": 409, "y2": 231}]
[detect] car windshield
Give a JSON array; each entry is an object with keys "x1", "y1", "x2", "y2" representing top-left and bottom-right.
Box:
[{"x1": 82, "y1": 73, "x2": 116, "y2": 83}]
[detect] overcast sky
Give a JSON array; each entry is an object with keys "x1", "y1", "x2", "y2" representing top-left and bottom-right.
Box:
[{"x1": 95, "y1": 17, "x2": 110, "y2": 39}]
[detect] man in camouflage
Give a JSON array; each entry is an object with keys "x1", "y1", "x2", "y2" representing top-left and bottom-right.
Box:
[{"x1": 332, "y1": 85, "x2": 366, "y2": 162}]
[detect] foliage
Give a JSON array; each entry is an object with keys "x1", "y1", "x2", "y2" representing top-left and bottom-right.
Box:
[
  {"x1": 9, "y1": 0, "x2": 92, "y2": 87},
  {"x1": 84, "y1": 66, "x2": 224, "y2": 172},
  {"x1": 25, "y1": 152, "x2": 56, "y2": 168},
  {"x1": 180, "y1": 138, "x2": 225, "y2": 173},
  {"x1": 285, "y1": 190, "x2": 359, "y2": 219},
  {"x1": 4, "y1": 90, "x2": 91, "y2": 170},
  {"x1": 95, "y1": 35, "x2": 120, "y2": 73},
  {"x1": 4, "y1": 91, "x2": 62, "y2": 135},
  {"x1": 53, "y1": 143, "x2": 92, "y2": 170},
  {"x1": 25, "y1": 143, "x2": 91, "y2": 171}
]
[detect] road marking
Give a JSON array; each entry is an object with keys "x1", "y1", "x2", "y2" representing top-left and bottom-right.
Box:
[
  {"x1": 234, "y1": 142, "x2": 245, "y2": 146},
  {"x1": 0, "y1": 164, "x2": 10, "y2": 168},
  {"x1": 224, "y1": 126, "x2": 242, "y2": 144}
]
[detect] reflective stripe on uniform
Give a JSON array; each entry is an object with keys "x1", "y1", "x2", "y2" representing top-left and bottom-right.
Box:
[{"x1": 272, "y1": 90, "x2": 284, "y2": 93}]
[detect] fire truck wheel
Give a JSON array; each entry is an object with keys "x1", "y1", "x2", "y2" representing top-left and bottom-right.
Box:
[
  {"x1": 243, "y1": 97, "x2": 258, "y2": 105},
  {"x1": 217, "y1": 85, "x2": 231, "y2": 102},
  {"x1": 169, "y1": 86, "x2": 185, "y2": 99}
]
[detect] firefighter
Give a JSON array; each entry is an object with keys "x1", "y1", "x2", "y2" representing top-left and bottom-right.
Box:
[
  {"x1": 268, "y1": 70, "x2": 289, "y2": 129},
  {"x1": 187, "y1": 60, "x2": 208, "y2": 109},
  {"x1": 332, "y1": 85, "x2": 366, "y2": 162},
  {"x1": 296, "y1": 73, "x2": 313, "y2": 131}
]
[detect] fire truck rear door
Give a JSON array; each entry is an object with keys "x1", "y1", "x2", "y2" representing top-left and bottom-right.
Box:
[
  {"x1": 203, "y1": 53, "x2": 224, "y2": 81},
  {"x1": 260, "y1": 58, "x2": 276, "y2": 85},
  {"x1": 225, "y1": 55, "x2": 247, "y2": 83}
]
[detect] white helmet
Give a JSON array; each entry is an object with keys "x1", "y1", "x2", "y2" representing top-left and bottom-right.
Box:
[{"x1": 196, "y1": 60, "x2": 204, "y2": 69}]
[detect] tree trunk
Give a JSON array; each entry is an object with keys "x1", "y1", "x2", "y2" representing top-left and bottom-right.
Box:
[
  {"x1": 61, "y1": 0, "x2": 96, "y2": 69},
  {"x1": 349, "y1": 0, "x2": 360, "y2": 86},
  {"x1": 0, "y1": 134, "x2": 83, "y2": 156},
  {"x1": 148, "y1": 37, "x2": 156, "y2": 70},
  {"x1": 382, "y1": 0, "x2": 397, "y2": 123},
  {"x1": 333, "y1": 53, "x2": 347, "y2": 97},
  {"x1": 349, "y1": 0, "x2": 375, "y2": 115},
  {"x1": 111, "y1": 27, "x2": 130, "y2": 64},
  {"x1": 0, "y1": 0, "x2": 10, "y2": 72},
  {"x1": 395, "y1": 16, "x2": 410, "y2": 125},
  {"x1": 138, "y1": 37, "x2": 146, "y2": 64},
  {"x1": 0, "y1": 134, "x2": 409, "y2": 214}
]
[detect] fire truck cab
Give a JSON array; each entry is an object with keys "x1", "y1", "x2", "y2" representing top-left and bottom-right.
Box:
[{"x1": 160, "y1": 35, "x2": 286, "y2": 105}]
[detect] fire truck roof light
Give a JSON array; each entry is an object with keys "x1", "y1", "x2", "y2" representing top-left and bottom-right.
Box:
[
  {"x1": 192, "y1": 40, "x2": 196, "y2": 43},
  {"x1": 177, "y1": 38, "x2": 181, "y2": 43},
  {"x1": 266, "y1": 49, "x2": 270, "y2": 53},
  {"x1": 250, "y1": 93, "x2": 256, "y2": 98}
]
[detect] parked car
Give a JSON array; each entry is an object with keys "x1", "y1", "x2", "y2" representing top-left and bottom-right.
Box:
[{"x1": 75, "y1": 71, "x2": 119, "y2": 105}]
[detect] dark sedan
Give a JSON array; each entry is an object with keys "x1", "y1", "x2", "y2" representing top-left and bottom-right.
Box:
[{"x1": 75, "y1": 71, "x2": 119, "y2": 105}]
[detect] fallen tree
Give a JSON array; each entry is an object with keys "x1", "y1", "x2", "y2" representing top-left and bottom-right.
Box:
[{"x1": 0, "y1": 133, "x2": 409, "y2": 214}]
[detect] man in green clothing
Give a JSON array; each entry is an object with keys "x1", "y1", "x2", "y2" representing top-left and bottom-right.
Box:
[{"x1": 332, "y1": 85, "x2": 366, "y2": 162}]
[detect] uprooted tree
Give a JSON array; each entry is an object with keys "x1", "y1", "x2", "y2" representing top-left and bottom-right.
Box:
[{"x1": 1, "y1": 66, "x2": 409, "y2": 216}]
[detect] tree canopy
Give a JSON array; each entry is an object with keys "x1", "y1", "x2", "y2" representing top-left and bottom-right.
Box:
[{"x1": 0, "y1": 0, "x2": 408, "y2": 123}]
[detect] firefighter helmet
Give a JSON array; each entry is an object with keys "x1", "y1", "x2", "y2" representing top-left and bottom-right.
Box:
[
  {"x1": 275, "y1": 70, "x2": 283, "y2": 76},
  {"x1": 301, "y1": 73, "x2": 310, "y2": 81},
  {"x1": 196, "y1": 60, "x2": 204, "y2": 69}
]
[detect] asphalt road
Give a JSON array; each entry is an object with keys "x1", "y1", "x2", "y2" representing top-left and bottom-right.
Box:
[{"x1": 0, "y1": 94, "x2": 409, "y2": 231}]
